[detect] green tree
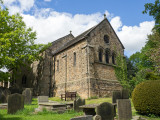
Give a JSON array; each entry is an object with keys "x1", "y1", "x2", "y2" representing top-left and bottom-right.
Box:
[
  {"x1": 146, "y1": 31, "x2": 160, "y2": 74},
  {"x1": 143, "y1": 0, "x2": 160, "y2": 32},
  {"x1": 0, "y1": 1, "x2": 50, "y2": 81},
  {"x1": 129, "y1": 31, "x2": 160, "y2": 92}
]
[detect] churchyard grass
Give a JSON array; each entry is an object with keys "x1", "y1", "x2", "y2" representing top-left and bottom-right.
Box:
[
  {"x1": 0, "y1": 98, "x2": 83, "y2": 120},
  {"x1": 0, "y1": 97, "x2": 160, "y2": 120}
]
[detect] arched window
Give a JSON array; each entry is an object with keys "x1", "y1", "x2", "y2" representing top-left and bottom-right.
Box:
[
  {"x1": 99, "y1": 48, "x2": 103, "y2": 62},
  {"x1": 22, "y1": 75, "x2": 27, "y2": 84},
  {"x1": 105, "y1": 49, "x2": 110, "y2": 63},
  {"x1": 112, "y1": 52, "x2": 116, "y2": 64},
  {"x1": 104, "y1": 35, "x2": 109, "y2": 44}
]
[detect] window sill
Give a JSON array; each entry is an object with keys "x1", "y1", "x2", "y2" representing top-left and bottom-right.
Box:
[{"x1": 94, "y1": 61, "x2": 116, "y2": 67}]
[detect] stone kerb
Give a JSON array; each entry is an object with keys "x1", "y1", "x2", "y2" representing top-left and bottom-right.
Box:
[
  {"x1": 8, "y1": 93, "x2": 24, "y2": 114},
  {"x1": 96, "y1": 102, "x2": 114, "y2": 120},
  {"x1": 38, "y1": 96, "x2": 49, "y2": 104},
  {"x1": 22, "y1": 88, "x2": 32, "y2": 104},
  {"x1": 117, "y1": 99, "x2": 132, "y2": 120},
  {"x1": 73, "y1": 98, "x2": 85, "y2": 112},
  {"x1": 70, "y1": 115, "x2": 93, "y2": 120}
]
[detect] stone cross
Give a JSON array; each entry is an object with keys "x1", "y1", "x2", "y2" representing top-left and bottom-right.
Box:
[
  {"x1": 117, "y1": 99, "x2": 132, "y2": 120},
  {"x1": 8, "y1": 93, "x2": 24, "y2": 114}
]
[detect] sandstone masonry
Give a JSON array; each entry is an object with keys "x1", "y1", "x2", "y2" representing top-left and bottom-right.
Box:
[{"x1": 12, "y1": 17, "x2": 124, "y2": 98}]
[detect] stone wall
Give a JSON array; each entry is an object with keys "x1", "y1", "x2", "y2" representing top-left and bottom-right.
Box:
[
  {"x1": 54, "y1": 40, "x2": 89, "y2": 98},
  {"x1": 90, "y1": 78, "x2": 122, "y2": 97},
  {"x1": 86, "y1": 19, "x2": 124, "y2": 97}
]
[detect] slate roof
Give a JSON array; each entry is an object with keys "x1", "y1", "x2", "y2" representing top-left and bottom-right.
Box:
[
  {"x1": 51, "y1": 33, "x2": 74, "y2": 46},
  {"x1": 52, "y1": 25, "x2": 96, "y2": 55},
  {"x1": 52, "y1": 18, "x2": 124, "y2": 56}
]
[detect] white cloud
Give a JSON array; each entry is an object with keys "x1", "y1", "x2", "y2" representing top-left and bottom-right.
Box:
[
  {"x1": 116, "y1": 21, "x2": 154, "y2": 56},
  {"x1": 3, "y1": 0, "x2": 35, "y2": 14},
  {"x1": 110, "y1": 16, "x2": 122, "y2": 32},
  {"x1": 2, "y1": 1, "x2": 155, "y2": 56}
]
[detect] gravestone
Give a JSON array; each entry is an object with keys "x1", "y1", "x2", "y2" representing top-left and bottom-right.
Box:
[
  {"x1": 38, "y1": 96, "x2": 49, "y2": 103},
  {"x1": 121, "y1": 89, "x2": 129, "y2": 99},
  {"x1": 96, "y1": 102, "x2": 114, "y2": 120},
  {"x1": 93, "y1": 115, "x2": 101, "y2": 120},
  {"x1": 0, "y1": 87, "x2": 11, "y2": 103},
  {"x1": 8, "y1": 93, "x2": 24, "y2": 114},
  {"x1": 112, "y1": 90, "x2": 122, "y2": 103},
  {"x1": 70, "y1": 115, "x2": 93, "y2": 120},
  {"x1": 22, "y1": 88, "x2": 32, "y2": 104},
  {"x1": 117, "y1": 99, "x2": 132, "y2": 120},
  {"x1": 73, "y1": 98, "x2": 85, "y2": 112}
]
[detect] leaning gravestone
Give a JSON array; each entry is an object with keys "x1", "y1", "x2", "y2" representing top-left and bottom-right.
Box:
[
  {"x1": 70, "y1": 115, "x2": 93, "y2": 120},
  {"x1": 73, "y1": 98, "x2": 85, "y2": 112},
  {"x1": 8, "y1": 93, "x2": 24, "y2": 114},
  {"x1": 112, "y1": 90, "x2": 122, "y2": 103},
  {"x1": 96, "y1": 102, "x2": 114, "y2": 120},
  {"x1": 22, "y1": 88, "x2": 32, "y2": 104},
  {"x1": 117, "y1": 99, "x2": 132, "y2": 120},
  {"x1": 121, "y1": 89, "x2": 129, "y2": 99},
  {"x1": 38, "y1": 96, "x2": 49, "y2": 104}
]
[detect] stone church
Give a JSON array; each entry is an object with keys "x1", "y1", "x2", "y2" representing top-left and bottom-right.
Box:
[{"x1": 12, "y1": 17, "x2": 124, "y2": 98}]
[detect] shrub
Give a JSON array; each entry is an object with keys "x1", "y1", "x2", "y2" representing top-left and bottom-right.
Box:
[{"x1": 132, "y1": 80, "x2": 160, "y2": 115}]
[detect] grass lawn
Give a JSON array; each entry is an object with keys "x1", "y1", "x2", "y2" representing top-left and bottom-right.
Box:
[
  {"x1": 0, "y1": 98, "x2": 83, "y2": 120},
  {"x1": 0, "y1": 97, "x2": 160, "y2": 120}
]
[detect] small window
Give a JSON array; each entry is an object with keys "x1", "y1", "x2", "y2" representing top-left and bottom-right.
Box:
[
  {"x1": 22, "y1": 75, "x2": 27, "y2": 84},
  {"x1": 73, "y1": 52, "x2": 76, "y2": 66},
  {"x1": 104, "y1": 35, "x2": 109, "y2": 44},
  {"x1": 112, "y1": 52, "x2": 116, "y2": 64},
  {"x1": 57, "y1": 60, "x2": 59, "y2": 71},
  {"x1": 105, "y1": 49, "x2": 110, "y2": 63},
  {"x1": 99, "y1": 49, "x2": 103, "y2": 62}
]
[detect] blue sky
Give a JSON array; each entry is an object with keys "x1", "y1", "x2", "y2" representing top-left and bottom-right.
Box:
[
  {"x1": 34, "y1": 0, "x2": 154, "y2": 26},
  {"x1": 3, "y1": 0, "x2": 155, "y2": 56}
]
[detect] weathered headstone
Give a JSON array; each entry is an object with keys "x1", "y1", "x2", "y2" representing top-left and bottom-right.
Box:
[
  {"x1": 112, "y1": 90, "x2": 122, "y2": 103},
  {"x1": 121, "y1": 89, "x2": 129, "y2": 99},
  {"x1": 8, "y1": 93, "x2": 24, "y2": 114},
  {"x1": 38, "y1": 96, "x2": 49, "y2": 103},
  {"x1": 73, "y1": 98, "x2": 85, "y2": 112},
  {"x1": 0, "y1": 87, "x2": 11, "y2": 103},
  {"x1": 93, "y1": 115, "x2": 101, "y2": 120},
  {"x1": 70, "y1": 115, "x2": 93, "y2": 120},
  {"x1": 96, "y1": 102, "x2": 114, "y2": 120},
  {"x1": 117, "y1": 99, "x2": 132, "y2": 120},
  {"x1": 22, "y1": 88, "x2": 32, "y2": 104}
]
